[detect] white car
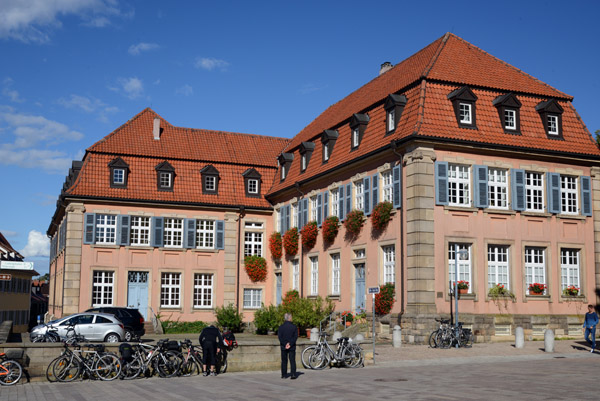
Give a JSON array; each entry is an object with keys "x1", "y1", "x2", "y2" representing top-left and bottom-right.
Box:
[{"x1": 30, "y1": 312, "x2": 124, "y2": 342}]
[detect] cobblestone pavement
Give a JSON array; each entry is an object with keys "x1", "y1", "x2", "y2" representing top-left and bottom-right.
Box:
[{"x1": 1, "y1": 340, "x2": 598, "y2": 400}]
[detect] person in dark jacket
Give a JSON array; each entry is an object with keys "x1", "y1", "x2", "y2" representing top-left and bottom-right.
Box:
[
  {"x1": 278, "y1": 313, "x2": 298, "y2": 379},
  {"x1": 583, "y1": 304, "x2": 599, "y2": 352},
  {"x1": 199, "y1": 325, "x2": 224, "y2": 376}
]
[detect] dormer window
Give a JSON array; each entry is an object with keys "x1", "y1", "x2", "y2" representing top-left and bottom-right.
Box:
[
  {"x1": 278, "y1": 152, "x2": 294, "y2": 181},
  {"x1": 349, "y1": 113, "x2": 369, "y2": 150},
  {"x1": 384, "y1": 94, "x2": 407, "y2": 134},
  {"x1": 299, "y1": 142, "x2": 315, "y2": 173},
  {"x1": 155, "y1": 161, "x2": 175, "y2": 191},
  {"x1": 108, "y1": 157, "x2": 129, "y2": 188},
  {"x1": 242, "y1": 168, "x2": 261, "y2": 197},
  {"x1": 535, "y1": 99, "x2": 564, "y2": 139},
  {"x1": 447, "y1": 87, "x2": 477, "y2": 128},
  {"x1": 321, "y1": 130, "x2": 338, "y2": 163},
  {"x1": 200, "y1": 165, "x2": 220, "y2": 194},
  {"x1": 493, "y1": 93, "x2": 522, "y2": 134}
]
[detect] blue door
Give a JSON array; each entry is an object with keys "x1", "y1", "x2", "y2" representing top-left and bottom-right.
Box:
[
  {"x1": 127, "y1": 271, "x2": 149, "y2": 320},
  {"x1": 355, "y1": 264, "x2": 366, "y2": 314},
  {"x1": 276, "y1": 273, "x2": 282, "y2": 306}
]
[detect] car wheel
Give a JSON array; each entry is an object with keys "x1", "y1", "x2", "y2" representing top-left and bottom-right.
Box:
[
  {"x1": 104, "y1": 333, "x2": 120, "y2": 343},
  {"x1": 124, "y1": 329, "x2": 133, "y2": 342}
]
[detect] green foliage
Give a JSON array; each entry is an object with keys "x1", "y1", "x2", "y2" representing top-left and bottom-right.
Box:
[
  {"x1": 214, "y1": 304, "x2": 244, "y2": 332},
  {"x1": 253, "y1": 304, "x2": 284, "y2": 334},
  {"x1": 161, "y1": 320, "x2": 208, "y2": 334},
  {"x1": 253, "y1": 295, "x2": 335, "y2": 333},
  {"x1": 596, "y1": 129, "x2": 600, "y2": 148}
]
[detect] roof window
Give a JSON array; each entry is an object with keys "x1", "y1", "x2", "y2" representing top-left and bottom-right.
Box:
[
  {"x1": 384, "y1": 94, "x2": 407, "y2": 134},
  {"x1": 447, "y1": 87, "x2": 477, "y2": 129},
  {"x1": 349, "y1": 113, "x2": 369, "y2": 150},
  {"x1": 535, "y1": 99, "x2": 564, "y2": 139},
  {"x1": 493, "y1": 93, "x2": 522, "y2": 134}
]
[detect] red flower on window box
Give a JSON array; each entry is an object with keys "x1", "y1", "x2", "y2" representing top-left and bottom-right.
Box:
[
  {"x1": 269, "y1": 232, "x2": 282, "y2": 260},
  {"x1": 344, "y1": 210, "x2": 365, "y2": 236},
  {"x1": 300, "y1": 221, "x2": 318, "y2": 250},
  {"x1": 244, "y1": 255, "x2": 267, "y2": 282},
  {"x1": 371, "y1": 202, "x2": 393, "y2": 231},
  {"x1": 283, "y1": 228, "x2": 299, "y2": 257},
  {"x1": 375, "y1": 283, "x2": 395, "y2": 315},
  {"x1": 322, "y1": 216, "x2": 339, "y2": 244}
]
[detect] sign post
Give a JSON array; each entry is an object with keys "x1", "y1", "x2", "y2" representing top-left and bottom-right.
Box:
[
  {"x1": 368, "y1": 286, "x2": 380, "y2": 365},
  {"x1": 0, "y1": 274, "x2": 11, "y2": 281}
]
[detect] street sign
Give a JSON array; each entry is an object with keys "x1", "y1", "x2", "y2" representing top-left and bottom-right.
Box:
[
  {"x1": 368, "y1": 286, "x2": 380, "y2": 294},
  {"x1": 0, "y1": 261, "x2": 34, "y2": 270},
  {"x1": 0, "y1": 274, "x2": 11, "y2": 281}
]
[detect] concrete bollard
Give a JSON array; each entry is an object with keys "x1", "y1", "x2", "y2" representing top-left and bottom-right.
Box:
[
  {"x1": 515, "y1": 326, "x2": 524, "y2": 349},
  {"x1": 544, "y1": 329, "x2": 554, "y2": 353},
  {"x1": 354, "y1": 334, "x2": 364, "y2": 342},
  {"x1": 332, "y1": 331, "x2": 342, "y2": 342},
  {"x1": 310, "y1": 328, "x2": 318, "y2": 342},
  {"x1": 393, "y1": 325, "x2": 402, "y2": 348}
]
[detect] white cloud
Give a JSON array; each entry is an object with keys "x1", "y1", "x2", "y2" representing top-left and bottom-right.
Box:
[
  {"x1": 0, "y1": 146, "x2": 74, "y2": 173},
  {"x1": 57, "y1": 94, "x2": 118, "y2": 122},
  {"x1": 2, "y1": 77, "x2": 25, "y2": 103},
  {"x1": 0, "y1": 0, "x2": 126, "y2": 43},
  {"x1": 194, "y1": 57, "x2": 230, "y2": 71},
  {"x1": 0, "y1": 230, "x2": 18, "y2": 237},
  {"x1": 128, "y1": 42, "x2": 160, "y2": 56},
  {"x1": 175, "y1": 84, "x2": 193, "y2": 96},
  {"x1": 1, "y1": 111, "x2": 83, "y2": 147},
  {"x1": 111, "y1": 77, "x2": 143, "y2": 99},
  {"x1": 20, "y1": 230, "x2": 49, "y2": 258}
]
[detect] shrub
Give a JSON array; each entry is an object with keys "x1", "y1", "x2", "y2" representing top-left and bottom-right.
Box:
[
  {"x1": 300, "y1": 221, "x2": 318, "y2": 250},
  {"x1": 344, "y1": 210, "x2": 364, "y2": 236},
  {"x1": 375, "y1": 283, "x2": 395, "y2": 315},
  {"x1": 371, "y1": 201, "x2": 393, "y2": 231},
  {"x1": 283, "y1": 227, "x2": 299, "y2": 257},
  {"x1": 214, "y1": 304, "x2": 244, "y2": 332},
  {"x1": 269, "y1": 232, "x2": 282, "y2": 259},
  {"x1": 161, "y1": 320, "x2": 208, "y2": 334},
  {"x1": 322, "y1": 216, "x2": 339, "y2": 244},
  {"x1": 282, "y1": 289, "x2": 299, "y2": 307},
  {"x1": 281, "y1": 294, "x2": 335, "y2": 332},
  {"x1": 244, "y1": 255, "x2": 268, "y2": 282},
  {"x1": 253, "y1": 304, "x2": 284, "y2": 334}
]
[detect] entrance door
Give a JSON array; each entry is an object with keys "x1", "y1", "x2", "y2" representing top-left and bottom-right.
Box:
[
  {"x1": 354, "y1": 264, "x2": 366, "y2": 313},
  {"x1": 128, "y1": 271, "x2": 149, "y2": 320},
  {"x1": 275, "y1": 273, "x2": 282, "y2": 306}
]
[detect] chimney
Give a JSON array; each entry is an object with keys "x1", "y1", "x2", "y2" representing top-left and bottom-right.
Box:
[
  {"x1": 379, "y1": 62, "x2": 393, "y2": 76},
  {"x1": 153, "y1": 118, "x2": 161, "y2": 140}
]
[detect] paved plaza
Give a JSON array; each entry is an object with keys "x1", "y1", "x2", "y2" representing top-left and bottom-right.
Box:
[{"x1": 1, "y1": 340, "x2": 598, "y2": 400}]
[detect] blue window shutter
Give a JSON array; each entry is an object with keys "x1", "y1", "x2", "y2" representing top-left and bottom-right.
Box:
[
  {"x1": 393, "y1": 165, "x2": 402, "y2": 209},
  {"x1": 363, "y1": 177, "x2": 371, "y2": 215},
  {"x1": 581, "y1": 176, "x2": 592, "y2": 216},
  {"x1": 285, "y1": 205, "x2": 290, "y2": 232},
  {"x1": 372, "y1": 174, "x2": 379, "y2": 209},
  {"x1": 547, "y1": 173, "x2": 561, "y2": 214},
  {"x1": 434, "y1": 162, "x2": 448, "y2": 206},
  {"x1": 338, "y1": 185, "x2": 344, "y2": 219},
  {"x1": 317, "y1": 194, "x2": 323, "y2": 227},
  {"x1": 323, "y1": 191, "x2": 329, "y2": 221},
  {"x1": 184, "y1": 218, "x2": 196, "y2": 248},
  {"x1": 83, "y1": 213, "x2": 96, "y2": 244},
  {"x1": 303, "y1": 198, "x2": 309, "y2": 227},
  {"x1": 511, "y1": 169, "x2": 526, "y2": 211},
  {"x1": 346, "y1": 183, "x2": 352, "y2": 219},
  {"x1": 473, "y1": 165, "x2": 489, "y2": 209},
  {"x1": 118, "y1": 215, "x2": 130, "y2": 246},
  {"x1": 152, "y1": 217, "x2": 164, "y2": 247},
  {"x1": 278, "y1": 208, "x2": 284, "y2": 233},
  {"x1": 215, "y1": 220, "x2": 225, "y2": 249}
]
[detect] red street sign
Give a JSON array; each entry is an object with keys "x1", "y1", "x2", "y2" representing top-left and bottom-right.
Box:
[{"x1": 0, "y1": 273, "x2": 11, "y2": 281}]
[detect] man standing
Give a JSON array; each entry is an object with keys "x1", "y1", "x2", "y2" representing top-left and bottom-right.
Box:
[
  {"x1": 278, "y1": 313, "x2": 298, "y2": 379},
  {"x1": 583, "y1": 304, "x2": 599, "y2": 353},
  {"x1": 199, "y1": 324, "x2": 224, "y2": 376}
]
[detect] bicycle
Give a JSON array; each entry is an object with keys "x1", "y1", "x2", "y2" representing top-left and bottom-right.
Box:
[
  {"x1": 179, "y1": 339, "x2": 202, "y2": 376},
  {"x1": 434, "y1": 322, "x2": 474, "y2": 349},
  {"x1": 306, "y1": 332, "x2": 363, "y2": 370},
  {"x1": 46, "y1": 335, "x2": 86, "y2": 382},
  {"x1": 31, "y1": 323, "x2": 61, "y2": 343},
  {"x1": 53, "y1": 342, "x2": 121, "y2": 382},
  {"x1": 0, "y1": 353, "x2": 23, "y2": 386},
  {"x1": 119, "y1": 339, "x2": 182, "y2": 379},
  {"x1": 428, "y1": 318, "x2": 451, "y2": 348}
]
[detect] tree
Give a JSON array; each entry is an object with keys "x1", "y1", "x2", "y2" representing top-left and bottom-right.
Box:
[{"x1": 36, "y1": 273, "x2": 49, "y2": 281}]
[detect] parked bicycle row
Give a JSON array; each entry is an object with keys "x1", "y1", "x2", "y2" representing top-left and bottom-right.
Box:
[
  {"x1": 301, "y1": 332, "x2": 364, "y2": 370},
  {"x1": 429, "y1": 318, "x2": 474, "y2": 349}
]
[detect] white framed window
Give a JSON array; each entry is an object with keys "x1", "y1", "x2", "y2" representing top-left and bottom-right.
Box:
[
  {"x1": 383, "y1": 245, "x2": 395, "y2": 284},
  {"x1": 113, "y1": 168, "x2": 125, "y2": 185},
  {"x1": 244, "y1": 231, "x2": 263, "y2": 257},
  {"x1": 205, "y1": 176, "x2": 216, "y2": 191},
  {"x1": 291, "y1": 202, "x2": 298, "y2": 228},
  {"x1": 310, "y1": 256, "x2": 318, "y2": 295},
  {"x1": 281, "y1": 165, "x2": 287, "y2": 180},
  {"x1": 525, "y1": 172, "x2": 544, "y2": 212},
  {"x1": 95, "y1": 214, "x2": 117, "y2": 244},
  {"x1": 160, "y1": 172, "x2": 172, "y2": 188},
  {"x1": 164, "y1": 218, "x2": 183, "y2": 248},
  {"x1": 488, "y1": 245, "x2": 509, "y2": 289},
  {"x1": 354, "y1": 180, "x2": 364, "y2": 211},
  {"x1": 331, "y1": 189, "x2": 339, "y2": 218},
  {"x1": 504, "y1": 109, "x2": 516, "y2": 130},
  {"x1": 459, "y1": 103, "x2": 472, "y2": 124},
  {"x1": 130, "y1": 216, "x2": 151, "y2": 246},
  {"x1": 352, "y1": 128, "x2": 359, "y2": 148},
  {"x1": 448, "y1": 164, "x2": 470, "y2": 207},
  {"x1": 92, "y1": 271, "x2": 114, "y2": 306},
  {"x1": 560, "y1": 249, "x2": 580, "y2": 290},
  {"x1": 275, "y1": 208, "x2": 281, "y2": 232},
  {"x1": 243, "y1": 288, "x2": 262, "y2": 309},
  {"x1": 301, "y1": 154, "x2": 307, "y2": 171},
  {"x1": 310, "y1": 196, "x2": 318, "y2": 222},
  {"x1": 448, "y1": 243, "x2": 472, "y2": 293},
  {"x1": 488, "y1": 168, "x2": 508, "y2": 209},
  {"x1": 196, "y1": 220, "x2": 215, "y2": 248},
  {"x1": 331, "y1": 253, "x2": 340, "y2": 295},
  {"x1": 524, "y1": 247, "x2": 546, "y2": 294},
  {"x1": 354, "y1": 249, "x2": 365, "y2": 259},
  {"x1": 547, "y1": 115, "x2": 558, "y2": 135},
  {"x1": 193, "y1": 273, "x2": 213, "y2": 308},
  {"x1": 323, "y1": 143, "x2": 330, "y2": 161},
  {"x1": 382, "y1": 170, "x2": 393, "y2": 203},
  {"x1": 160, "y1": 272, "x2": 181, "y2": 308},
  {"x1": 292, "y1": 259, "x2": 300, "y2": 291},
  {"x1": 387, "y1": 109, "x2": 395, "y2": 132},
  {"x1": 560, "y1": 176, "x2": 578, "y2": 215},
  {"x1": 247, "y1": 179, "x2": 259, "y2": 194}
]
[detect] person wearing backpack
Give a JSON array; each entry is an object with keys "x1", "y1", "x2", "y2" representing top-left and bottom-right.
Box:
[
  {"x1": 199, "y1": 325, "x2": 223, "y2": 376},
  {"x1": 278, "y1": 313, "x2": 298, "y2": 379}
]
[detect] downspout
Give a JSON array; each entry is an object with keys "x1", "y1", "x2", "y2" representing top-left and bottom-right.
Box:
[
  {"x1": 294, "y1": 182, "x2": 305, "y2": 297},
  {"x1": 391, "y1": 141, "x2": 405, "y2": 319},
  {"x1": 235, "y1": 206, "x2": 246, "y2": 313}
]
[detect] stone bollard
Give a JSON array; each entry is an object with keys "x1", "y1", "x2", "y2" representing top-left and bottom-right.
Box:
[
  {"x1": 393, "y1": 325, "x2": 402, "y2": 348},
  {"x1": 354, "y1": 334, "x2": 364, "y2": 342},
  {"x1": 310, "y1": 328, "x2": 318, "y2": 342},
  {"x1": 515, "y1": 326, "x2": 524, "y2": 349},
  {"x1": 544, "y1": 329, "x2": 554, "y2": 353},
  {"x1": 332, "y1": 331, "x2": 342, "y2": 342}
]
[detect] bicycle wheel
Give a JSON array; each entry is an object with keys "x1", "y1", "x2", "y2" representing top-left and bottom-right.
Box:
[
  {"x1": 95, "y1": 353, "x2": 121, "y2": 381},
  {"x1": 155, "y1": 351, "x2": 182, "y2": 378},
  {"x1": 120, "y1": 356, "x2": 143, "y2": 380},
  {"x1": 180, "y1": 357, "x2": 200, "y2": 377},
  {"x1": 459, "y1": 330, "x2": 474, "y2": 348},
  {"x1": 0, "y1": 360, "x2": 22, "y2": 386},
  {"x1": 216, "y1": 350, "x2": 227, "y2": 374},
  {"x1": 308, "y1": 348, "x2": 329, "y2": 370},
  {"x1": 428, "y1": 330, "x2": 439, "y2": 348},
  {"x1": 436, "y1": 331, "x2": 452, "y2": 349},
  {"x1": 301, "y1": 345, "x2": 317, "y2": 369},
  {"x1": 53, "y1": 355, "x2": 81, "y2": 382},
  {"x1": 46, "y1": 355, "x2": 67, "y2": 382},
  {"x1": 345, "y1": 344, "x2": 363, "y2": 368}
]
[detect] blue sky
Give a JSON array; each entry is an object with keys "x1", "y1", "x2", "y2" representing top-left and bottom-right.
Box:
[{"x1": 1, "y1": 0, "x2": 599, "y2": 276}]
